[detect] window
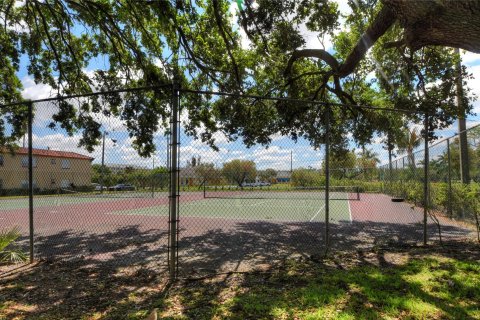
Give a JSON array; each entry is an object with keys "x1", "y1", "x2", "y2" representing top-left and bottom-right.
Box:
[
  {"x1": 61, "y1": 159, "x2": 71, "y2": 169},
  {"x1": 61, "y1": 180, "x2": 70, "y2": 188},
  {"x1": 21, "y1": 157, "x2": 37, "y2": 168},
  {"x1": 0, "y1": 155, "x2": 3, "y2": 166},
  {"x1": 51, "y1": 158, "x2": 56, "y2": 165}
]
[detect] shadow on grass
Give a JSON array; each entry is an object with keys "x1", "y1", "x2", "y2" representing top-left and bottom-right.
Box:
[
  {"x1": 159, "y1": 245, "x2": 480, "y2": 319},
  {"x1": 0, "y1": 215, "x2": 476, "y2": 319},
  {"x1": 176, "y1": 217, "x2": 473, "y2": 275}
]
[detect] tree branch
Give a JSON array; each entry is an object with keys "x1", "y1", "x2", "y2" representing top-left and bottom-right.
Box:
[
  {"x1": 285, "y1": 49, "x2": 339, "y2": 77},
  {"x1": 337, "y1": 5, "x2": 397, "y2": 77},
  {"x1": 212, "y1": 0, "x2": 242, "y2": 87}
]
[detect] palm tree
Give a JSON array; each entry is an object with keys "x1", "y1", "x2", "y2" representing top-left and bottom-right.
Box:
[
  {"x1": 359, "y1": 147, "x2": 380, "y2": 168},
  {"x1": 357, "y1": 147, "x2": 380, "y2": 180},
  {"x1": 397, "y1": 128, "x2": 422, "y2": 169}
]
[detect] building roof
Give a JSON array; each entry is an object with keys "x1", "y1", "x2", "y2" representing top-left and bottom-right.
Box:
[
  {"x1": 2, "y1": 147, "x2": 94, "y2": 161},
  {"x1": 276, "y1": 170, "x2": 292, "y2": 178}
]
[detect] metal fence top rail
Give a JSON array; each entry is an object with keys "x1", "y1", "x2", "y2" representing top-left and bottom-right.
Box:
[
  {"x1": 0, "y1": 84, "x2": 174, "y2": 109},
  {"x1": 179, "y1": 88, "x2": 426, "y2": 115},
  {"x1": 0, "y1": 84, "x2": 424, "y2": 116}
]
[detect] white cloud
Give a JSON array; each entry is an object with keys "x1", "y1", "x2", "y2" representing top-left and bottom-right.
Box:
[
  {"x1": 462, "y1": 51, "x2": 480, "y2": 65},
  {"x1": 466, "y1": 64, "x2": 480, "y2": 115},
  {"x1": 21, "y1": 76, "x2": 55, "y2": 100}
]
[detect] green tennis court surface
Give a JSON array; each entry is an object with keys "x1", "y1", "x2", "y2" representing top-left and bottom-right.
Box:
[
  {"x1": 0, "y1": 196, "x2": 115, "y2": 210},
  {"x1": 0, "y1": 191, "x2": 163, "y2": 211},
  {"x1": 0, "y1": 190, "x2": 354, "y2": 223},
  {"x1": 107, "y1": 197, "x2": 352, "y2": 223}
]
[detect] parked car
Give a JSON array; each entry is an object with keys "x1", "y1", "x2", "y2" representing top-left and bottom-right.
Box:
[
  {"x1": 91, "y1": 183, "x2": 107, "y2": 191},
  {"x1": 258, "y1": 181, "x2": 271, "y2": 187},
  {"x1": 108, "y1": 184, "x2": 136, "y2": 191}
]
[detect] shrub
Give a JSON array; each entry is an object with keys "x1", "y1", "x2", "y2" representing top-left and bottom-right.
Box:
[{"x1": 0, "y1": 227, "x2": 27, "y2": 264}]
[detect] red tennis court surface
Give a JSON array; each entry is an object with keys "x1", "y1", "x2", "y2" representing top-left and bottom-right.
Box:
[{"x1": 1, "y1": 192, "x2": 475, "y2": 273}]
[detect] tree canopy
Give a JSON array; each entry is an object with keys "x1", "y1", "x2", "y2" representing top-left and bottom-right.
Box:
[
  {"x1": 222, "y1": 159, "x2": 256, "y2": 186},
  {"x1": 0, "y1": 0, "x2": 477, "y2": 156}
]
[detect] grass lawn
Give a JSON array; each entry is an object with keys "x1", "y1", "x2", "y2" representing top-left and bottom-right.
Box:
[{"x1": 0, "y1": 243, "x2": 479, "y2": 319}]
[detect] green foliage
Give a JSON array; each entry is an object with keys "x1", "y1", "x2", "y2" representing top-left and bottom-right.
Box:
[
  {"x1": 0, "y1": 227, "x2": 27, "y2": 264},
  {"x1": 92, "y1": 164, "x2": 169, "y2": 189},
  {"x1": 195, "y1": 163, "x2": 221, "y2": 185},
  {"x1": 222, "y1": 159, "x2": 256, "y2": 187},
  {"x1": 291, "y1": 168, "x2": 323, "y2": 187},
  {"x1": 258, "y1": 168, "x2": 277, "y2": 182},
  {"x1": 92, "y1": 164, "x2": 114, "y2": 186},
  {"x1": 397, "y1": 128, "x2": 422, "y2": 168},
  {"x1": 0, "y1": 1, "x2": 475, "y2": 158}
]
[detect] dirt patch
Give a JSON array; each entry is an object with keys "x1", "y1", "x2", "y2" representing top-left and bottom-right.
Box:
[{"x1": 1, "y1": 240, "x2": 478, "y2": 319}]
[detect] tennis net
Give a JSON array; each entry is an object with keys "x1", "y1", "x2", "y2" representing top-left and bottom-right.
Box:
[{"x1": 203, "y1": 185, "x2": 360, "y2": 201}]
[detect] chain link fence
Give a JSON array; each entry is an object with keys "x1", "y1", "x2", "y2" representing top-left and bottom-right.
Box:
[{"x1": 1, "y1": 86, "x2": 477, "y2": 278}]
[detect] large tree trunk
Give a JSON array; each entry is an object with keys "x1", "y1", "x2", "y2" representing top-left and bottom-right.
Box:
[
  {"x1": 287, "y1": 0, "x2": 480, "y2": 101},
  {"x1": 454, "y1": 48, "x2": 471, "y2": 184},
  {"x1": 383, "y1": 0, "x2": 480, "y2": 53}
]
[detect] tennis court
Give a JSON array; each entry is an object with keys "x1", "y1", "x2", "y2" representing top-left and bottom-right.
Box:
[
  {"x1": 105, "y1": 189, "x2": 353, "y2": 223},
  {"x1": 1, "y1": 187, "x2": 358, "y2": 222},
  {"x1": 1, "y1": 188, "x2": 474, "y2": 271}
]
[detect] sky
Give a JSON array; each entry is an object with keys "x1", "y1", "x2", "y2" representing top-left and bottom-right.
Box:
[{"x1": 17, "y1": 0, "x2": 480, "y2": 170}]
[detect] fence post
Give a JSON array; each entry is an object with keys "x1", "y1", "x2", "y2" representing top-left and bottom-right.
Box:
[
  {"x1": 423, "y1": 113, "x2": 429, "y2": 246},
  {"x1": 395, "y1": 160, "x2": 398, "y2": 197},
  {"x1": 324, "y1": 105, "x2": 330, "y2": 255},
  {"x1": 168, "y1": 83, "x2": 180, "y2": 279},
  {"x1": 388, "y1": 134, "x2": 393, "y2": 195},
  {"x1": 100, "y1": 132, "x2": 106, "y2": 194},
  {"x1": 446, "y1": 138, "x2": 453, "y2": 218},
  {"x1": 402, "y1": 157, "x2": 405, "y2": 198},
  {"x1": 28, "y1": 101, "x2": 34, "y2": 263}
]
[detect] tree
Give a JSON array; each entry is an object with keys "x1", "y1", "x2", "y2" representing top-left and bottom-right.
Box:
[
  {"x1": 358, "y1": 148, "x2": 380, "y2": 169},
  {"x1": 195, "y1": 163, "x2": 221, "y2": 185},
  {"x1": 323, "y1": 150, "x2": 357, "y2": 179},
  {"x1": 455, "y1": 48, "x2": 470, "y2": 184},
  {"x1": 357, "y1": 147, "x2": 380, "y2": 180},
  {"x1": 127, "y1": 169, "x2": 149, "y2": 189},
  {"x1": 0, "y1": 0, "x2": 476, "y2": 157},
  {"x1": 92, "y1": 164, "x2": 114, "y2": 186},
  {"x1": 291, "y1": 168, "x2": 322, "y2": 187},
  {"x1": 186, "y1": 156, "x2": 201, "y2": 168},
  {"x1": 397, "y1": 128, "x2": 422, "y2": 169},
  {"x1": 258, "y1": 168, "x2": 277, "y2": 183},
  {"x1": 150, "y1": 166, "x2": 169, "y2": 189},
  {"x1": 222, "y1": 160, "x2": 256, "y2": 187}
]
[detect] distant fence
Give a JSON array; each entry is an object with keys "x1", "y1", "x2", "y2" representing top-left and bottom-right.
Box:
[{"x1": 380, "y1": 123, "x2": 480, "y2": 228}]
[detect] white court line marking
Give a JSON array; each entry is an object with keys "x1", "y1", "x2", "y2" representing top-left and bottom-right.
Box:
[
  {"x1": 249, "y1": 199, "x2": 274, "y2": 207},
  {"x1": 310, "y1": 204, "x2": 326, "y2": 222}
]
